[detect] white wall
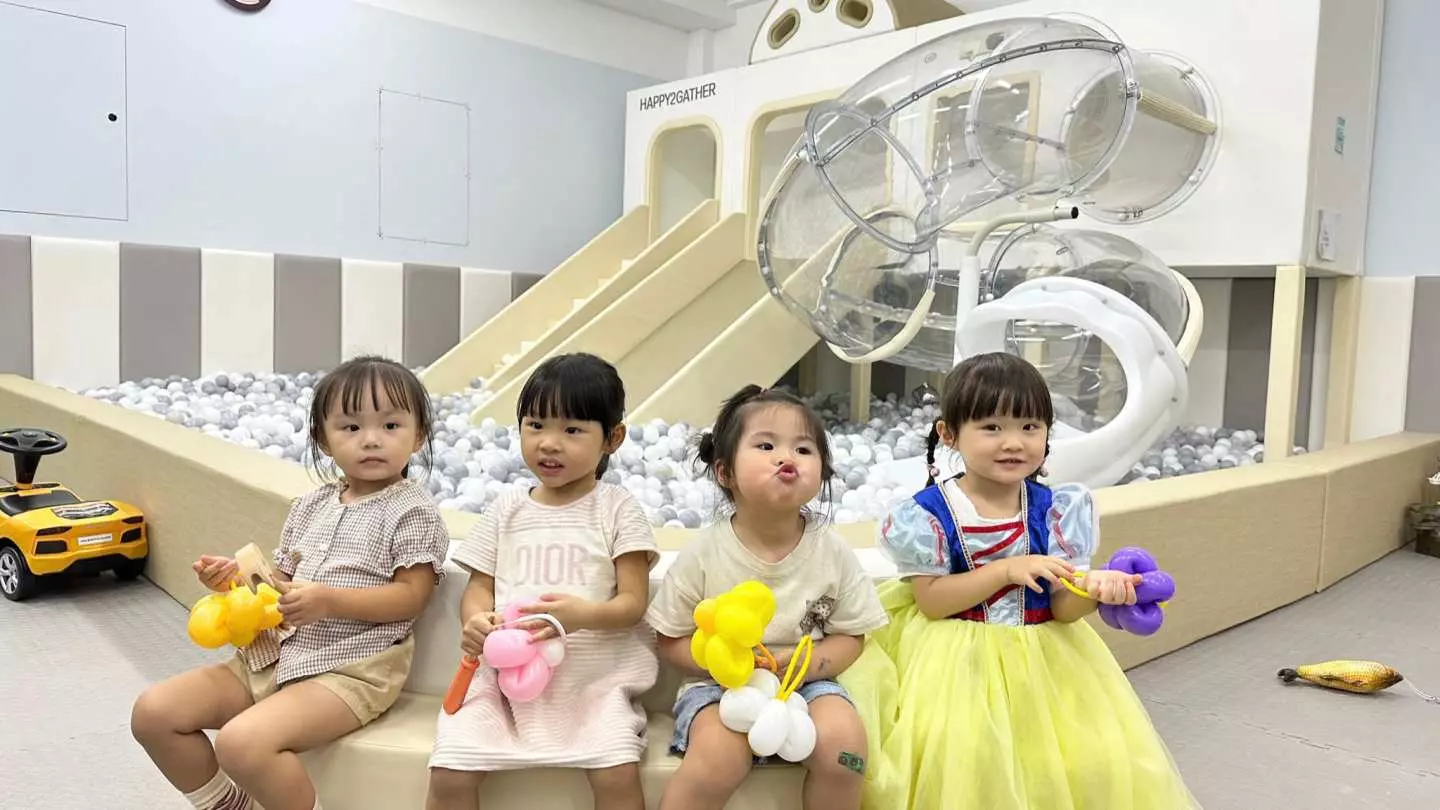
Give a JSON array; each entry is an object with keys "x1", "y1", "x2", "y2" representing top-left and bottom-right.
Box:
[
  {"x1": 1184, "y1": 280, "x2": 1233, "y2": 427},
  {"x1": 354, "y1": 0, "x2": 693, "y2": 81},
  {"x1": 1363, "y1": 0, "x2": 1436, "y2": 276},
  {"x1": 1350, "y1": 278, "x2": 1415, "y2": 439},
  {"x1": 0, "y1": 0, "x2": 659, "y2": 274}
]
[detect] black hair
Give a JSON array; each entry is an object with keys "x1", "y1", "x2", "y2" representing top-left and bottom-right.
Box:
[
  {"x1": 307, "y1": 354, "x2": 435, "y2": 482},
  {"x1": 515, "y1": 352, "x2": 626, "y2": 478},
  {"x1": 694, "y1": 385, "x2": 835, "y2": 518},
  {"x1": 925, "y1": 352, "x2": 1054, "y2": 487}
]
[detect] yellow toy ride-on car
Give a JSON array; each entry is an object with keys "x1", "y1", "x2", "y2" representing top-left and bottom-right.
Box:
[{"x1": 0, "y1": 428, "x2": 149, "y2": 601}]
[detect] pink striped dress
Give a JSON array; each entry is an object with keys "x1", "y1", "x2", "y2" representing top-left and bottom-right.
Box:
[{"x1": 429, "y1": 483, "x2": 660, "y2": 772}]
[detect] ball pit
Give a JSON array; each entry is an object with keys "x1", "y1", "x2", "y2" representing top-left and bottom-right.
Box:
[{"x1": 78, "y1": 370, "x2": 1304, "y2": 528}]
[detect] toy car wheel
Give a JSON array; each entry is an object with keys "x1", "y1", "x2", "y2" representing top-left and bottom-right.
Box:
[
  {"x1": 113, "y1": 557, "x2": 147, "y2": 582},
  {"x1": 0, "y1": 544, "x2": 38, "y2": 602}
]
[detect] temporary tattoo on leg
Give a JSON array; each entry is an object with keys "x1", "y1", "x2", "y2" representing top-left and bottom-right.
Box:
[{"x1": 838, "y1": 751, "x2": 866, "y2": 775}]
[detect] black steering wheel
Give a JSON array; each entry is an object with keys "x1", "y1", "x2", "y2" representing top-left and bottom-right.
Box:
[{"x1": 0, "y1": 428, "x2": 68, "y2": 457}]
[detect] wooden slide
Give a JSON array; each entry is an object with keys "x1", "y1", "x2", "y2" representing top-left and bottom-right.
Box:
[
  {"x1": 420, "y1": 200, "x2": 719, "y2": 397},
  {"x1": 466, "y1": 210, "x2": 824, "y2": 429}
]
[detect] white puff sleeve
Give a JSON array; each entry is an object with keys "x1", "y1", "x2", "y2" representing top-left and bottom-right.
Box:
[
  {"x1": 1045, "y1": 483, "x2": 1100, "y2": 569},
  {"x1": 878, "y1": 498, "x2": 951, "y2": 579}
]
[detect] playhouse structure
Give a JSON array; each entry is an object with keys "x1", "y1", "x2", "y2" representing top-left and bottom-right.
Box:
[{"x1": 423, "y1": 0, "x2": 1381, "y2": 476}]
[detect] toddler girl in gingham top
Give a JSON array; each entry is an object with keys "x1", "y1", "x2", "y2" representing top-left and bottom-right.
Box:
[{"x1": 131, "y1": 355, "x2": 452, "y2": 810}]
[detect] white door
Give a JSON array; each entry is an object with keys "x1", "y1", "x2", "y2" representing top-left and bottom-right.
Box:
[{"x1": 0, "y1": 3, "x2": 128, "y2": 221}]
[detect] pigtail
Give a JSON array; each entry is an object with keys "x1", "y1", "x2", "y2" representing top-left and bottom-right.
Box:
[
  {"x1": 695, "y1": 431, "x2": 717, "y2": 467},
  {"x1": 924, "y1": 423, "x2": 941, "y2": 487}
]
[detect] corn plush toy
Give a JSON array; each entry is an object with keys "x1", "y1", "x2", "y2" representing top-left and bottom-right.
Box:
[{"x1": 1278, "y1": 659, "x2": 1439, "y2": 703}]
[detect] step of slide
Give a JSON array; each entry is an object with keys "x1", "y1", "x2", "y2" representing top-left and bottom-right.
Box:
[{"x1": 520, "y1": 340, "x2": 536, "y2": 353}]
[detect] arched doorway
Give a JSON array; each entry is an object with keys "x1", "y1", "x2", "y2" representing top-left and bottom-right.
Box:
[{"x1": 647, "y1": 121, "x2": 720, "y2": 238}]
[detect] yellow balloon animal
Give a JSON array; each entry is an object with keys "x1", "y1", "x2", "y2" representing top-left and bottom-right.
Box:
[
  {"x1": 690, "y1": 580, "x2": 778, "y2": 689},
  {"x1": 188, "y1": 582, "x2": 284, "y2": 649}
]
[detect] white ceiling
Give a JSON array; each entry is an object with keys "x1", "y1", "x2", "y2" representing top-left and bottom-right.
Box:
[
  {"x1": 582, "y1": 0, "x2": 737, "y2": 30},
  {"x1": 577, "y1": 0, "x2": 1026, "y2": 31}
]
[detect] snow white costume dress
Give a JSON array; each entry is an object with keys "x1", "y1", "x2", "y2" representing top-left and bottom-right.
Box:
[{"x1": 837, "y1": 475, "x2": 1199, "y2": 809}]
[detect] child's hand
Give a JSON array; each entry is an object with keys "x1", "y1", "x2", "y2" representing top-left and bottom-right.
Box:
[
  {"x1": 763, "y1": 645, "x2": 795, "y2": 673},
  {"x1": 517, "y1": 594, "x2": 593, "y2": 640},
  {"x1": 998, "y1": 555, "x2": 1077, "y2": 593},
  {"x1": 461, "y1": 611, "x2": 501, "y2": 656},
  {"x1": 276, "y1": 581, "x2": 332, "y2": 626},
  {"x1": 193, "y1": 555, "x2": 238, "y2": 591},
  {"x1": 1080, "y1": 570, "x2": 1142, "y2": 606}
]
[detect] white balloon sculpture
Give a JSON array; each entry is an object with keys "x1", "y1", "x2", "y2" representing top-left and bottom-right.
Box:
[
  {"x1": 718, "y1": 636, "x2": 818, "y2": 761},
  {"x1": 688, "y1": 579, "x2": 818, "y2": 762}
]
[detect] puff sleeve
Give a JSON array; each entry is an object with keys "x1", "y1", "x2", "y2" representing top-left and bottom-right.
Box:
[
  {"x1": 389, "y1": 504, "x2": 450, "y2": 581},
  {"x1": 877, "y1": 498, "x2": 951, "y2": 579},
  {"x1": 1045, "y1": 483, "x2": 1100, "y2": 569}
]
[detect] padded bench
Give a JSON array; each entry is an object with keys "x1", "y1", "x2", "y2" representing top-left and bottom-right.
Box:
[{"x1": 301, "y1": 551, "x2": 900, "y2": 808}]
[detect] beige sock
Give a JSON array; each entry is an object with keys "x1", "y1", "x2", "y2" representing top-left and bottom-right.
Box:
[{"x1": 183, "y1": 769, "x2": 256, "y2": 810}]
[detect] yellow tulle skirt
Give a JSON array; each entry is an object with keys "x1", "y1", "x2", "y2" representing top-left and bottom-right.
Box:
[{"x1": 838, "y1": 580, "x2": 1199, "y2": 810}]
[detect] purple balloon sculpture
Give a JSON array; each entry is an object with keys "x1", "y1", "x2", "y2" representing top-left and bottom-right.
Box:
[{"x1": 1095, "y1": 547, "x2": 1175, "y2": 637}]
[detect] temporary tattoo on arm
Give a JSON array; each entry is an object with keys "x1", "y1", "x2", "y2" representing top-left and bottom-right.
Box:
[{"x1": 838, "y1": 751, "x2": 866, "y2": 775}]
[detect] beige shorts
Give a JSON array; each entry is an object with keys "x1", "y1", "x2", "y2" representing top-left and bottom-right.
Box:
[{"x1": 224, "y1": 634, "x2": 414, "y2": 725}]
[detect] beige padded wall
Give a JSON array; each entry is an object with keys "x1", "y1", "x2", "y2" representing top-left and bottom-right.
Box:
[
  {"x1": 1089, "y1": 462, "x2": 1325, "y2": 669},
  {"x1": 1288, "y1": 432, "x2": 1440, "y2": 588}
]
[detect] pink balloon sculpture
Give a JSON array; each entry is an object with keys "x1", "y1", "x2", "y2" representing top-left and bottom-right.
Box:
[
  {"x1": 482, "y1": 602, "x2": 567, "y2": 703},
  {"x1": 1095, "y1": 547, "x2": 1175, "y2": 637}
]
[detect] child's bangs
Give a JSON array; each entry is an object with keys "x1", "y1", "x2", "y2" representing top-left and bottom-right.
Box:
[
  {"x1": 954, "y1": 370, "x2": 1054, "y2": 425},
  {"x1": 516, "y1": 365, "x2": 613, "y2": 425},
  {"x1": 323, "y1": 363, "x2": 421, "y2": 417},
  {"x1": 745, "y1": 400, "x2": 824, "y2": 446}
]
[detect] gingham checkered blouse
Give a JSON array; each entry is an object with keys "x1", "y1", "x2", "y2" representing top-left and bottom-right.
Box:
[{"x1": 237, "y1": 477, "x2": 451, "y2": 685}]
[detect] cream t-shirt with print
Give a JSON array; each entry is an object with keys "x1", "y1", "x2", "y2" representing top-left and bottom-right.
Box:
[{"x1": 646, "y1": 515, "x2": 888, "y2": 690}]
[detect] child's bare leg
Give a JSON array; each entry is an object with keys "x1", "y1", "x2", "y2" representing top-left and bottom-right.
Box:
[
  {"x1": 588, "y1": 763, "x2": 644, "y2": 810},
  {"x1": 658, "y1": 706, "x2": 753, "y2": 810},
  {"x1": 426, "y1": 768, "x2": 485, "y2": 810},
  {"x1": 214, "y1": 680, "x2": 361, "y2": 810},
  {"x1": 801, "y1": 695, "x2": 867, "y2": 810},
  {"x1": 131, "y1": 663, "x2": 255, "y2": 792}
]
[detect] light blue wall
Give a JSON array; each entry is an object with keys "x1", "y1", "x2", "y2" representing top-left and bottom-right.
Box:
[
  {"x1": 1364, "y1": 0, "x2": 1437, "y2": 277},
  {"x1": 0, "y1": 0, "x2": 658, "y2": 272}
]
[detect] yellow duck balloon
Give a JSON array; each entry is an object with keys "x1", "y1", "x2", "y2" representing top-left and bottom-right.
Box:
[{"x1": 188, "y1": 582, "x2": 284, "y2": 650}]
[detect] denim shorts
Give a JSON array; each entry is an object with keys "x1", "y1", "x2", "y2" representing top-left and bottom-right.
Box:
[{"x1": 669, "y1": 678, "x2": 853, "y2": 761}]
